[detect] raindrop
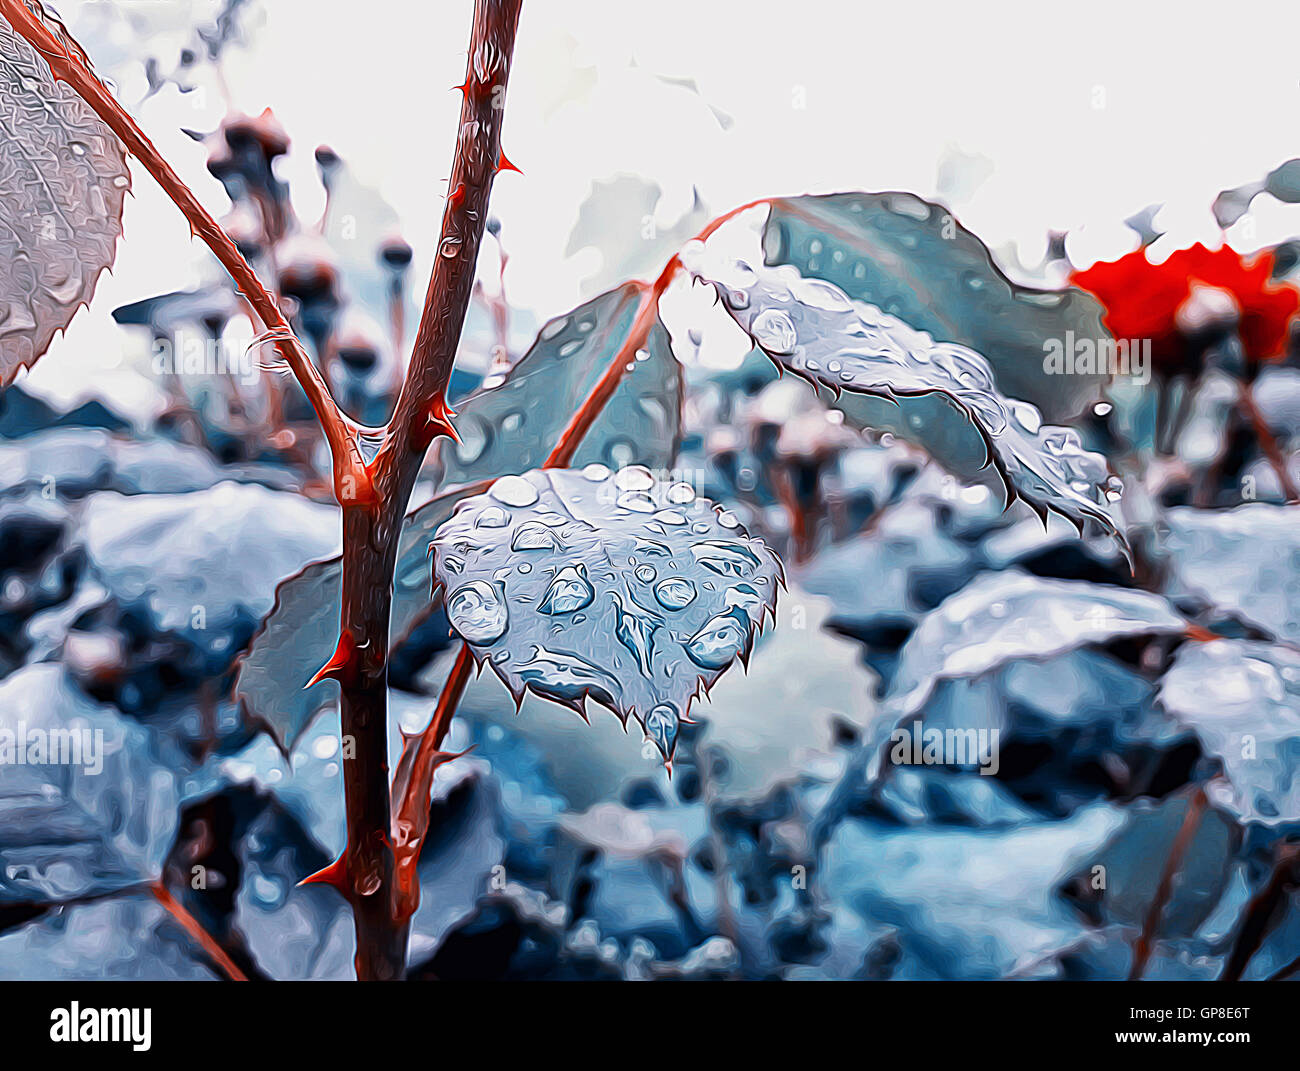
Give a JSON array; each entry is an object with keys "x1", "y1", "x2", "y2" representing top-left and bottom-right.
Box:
[
  {"x1": 618, "y1": 490, "x2": 657, "y2": 513},
  {"x1": 447, "y1": 580, "x2": 509, "y2": 645},
  {"x1": 611, "y1": 592, "x2": 659, "y2": 677},
  {"x1": 750, "y1": 309, "x2": 798, "y2": 355},
  {"x1": 653, "y1": 576, "x2": 697, "y2": 610},
  {"x1": 797, "y1": 278, "x2": 853, "y2": 313},
  {"x1": 511, "y1": 521, "x2": 562, "y2": 551},
  {"x1": 490, "y1": 474, "x2": 539, "y2": 507},
  {"x1": 1011, "y1": 401, "x2": 1042, "y2": 435},
  {"x1": 614, "y1": 465, "x2": 654, "y2": 492},
  {"x1": 455, "y1": 416, "x2": 489, "y2": 464},
  {"x1": 582, "y1": 463, "x2": 612, "y2": 482},
  {"x1": 684, "y1": 609, "x2": 750, "y2": 669},
  {"x1": 724, "y1": 583, "x2": 765, "y2": 621},
  {"x1": 635, "y1": 564, "x2": 657, "y2": 583},
  {"x1": 692, "y1": 539, "x2": 761, "y2": 577},
  {"x1": 539, "y1": 564, "x2": 595, "y2": 614},
  {"x1": 643, "y1": 703, "x2": 680, "y2": 759},
  {"x1": 652, "y1": 509, "x2": 686, "y2": 526},
  {"x1": 475, "y1": 506, "x2": 510, "y2": 528},
  {"x1": 540, "y1": 317, "x2": 568, "y2": 341}
]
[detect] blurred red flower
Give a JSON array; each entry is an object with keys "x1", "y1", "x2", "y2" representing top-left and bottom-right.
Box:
[{"x1": 1070, "y1": 243, "x2": 1299, "y2": 375}]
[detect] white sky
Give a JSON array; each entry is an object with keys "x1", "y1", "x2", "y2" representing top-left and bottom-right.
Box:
[{"x1": 26, "y1": 0, "x2": 1300, "y2": 415}]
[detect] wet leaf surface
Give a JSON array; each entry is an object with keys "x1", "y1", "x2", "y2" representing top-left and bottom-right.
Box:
[
  {"x1": 1160, "y1": 639, "x2": 1300, "y2": 825},
  {"x1": 681, "y1": 217, "x2": 1127, "y2": 542},
  {"x1": 0, "y1": 3, "x2": 129, "y2": 385},
  {"x1": 764, "y1": 193, "x2": 1111, "y2": 420},
  {"x1": 0, "y1": 664, "x2": 177, "y2": 905},
  {"x1": 1160, "y1": 503, "x2": 1300, "y2": 643},
  {"x1": 79, "y1": 482, "x2": 340, "y2": 666},
  {"x1": 884, "y1": 570, "x2": 1188, "y2": 725},
  {"x1": 430, "y1": 466, "x2": 783, "y2": 762}
]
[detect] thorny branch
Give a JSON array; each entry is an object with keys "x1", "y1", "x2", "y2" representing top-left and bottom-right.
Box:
[{"x1": 0, "y1": 0, "x2": 373, "y2": 506}]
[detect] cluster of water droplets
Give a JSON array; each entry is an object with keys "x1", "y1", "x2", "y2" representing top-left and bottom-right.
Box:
[
  {"x1": 429, "y1": 466, "x2": 783, "y2": 764},
  {"x1": 678, "y1": 235, "x2": 1127, "y2": 543}
]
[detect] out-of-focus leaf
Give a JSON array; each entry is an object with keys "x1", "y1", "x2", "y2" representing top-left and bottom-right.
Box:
[
  {"x1": 429, "y1": 284, "x2": 683, "y2": 488},
  {"x1": 884, "y1": 570, "x2": 1187, "y2": 725},
  {"x1": 226, "y1": 791, "x2": 354, "y2": 980},
  {"x1": 79, "y1": 482, "x2": 340, "y2": 664},
  {"x1": 1060, "y1": 789, "x2": 1238, "y2": 938},
  {"x1": 794, "y1": 466, "x2": 991, "y2": 644},
  {"x1": 1160, "y1": 639, "x2": 1300, "y2": 825},
  {"x1": 763, "y1": 193, "x2": 1110, "y2": 418},
  {"x1": 0, "y1": 664, "x2": 177, "y2": 905},
  {"x1": 681, "y1": 221, "x2": 1127, "y2": 544},
  {"x1": 1160, "y1": 503, "x2": 1300, "y2": 644},
  {"x1": 208, "y1": 723, "x2": 506, "y2": 977},
  {"x1": 820, "y1": 802, "x2": 1125, "y2": 979},
  {"x1": 690, "y1": 588, "x2": 879, "y2": 802},
  {"x1": 1254, "y1": 366, "x2": 1300, "y2": 440},
  {"x1": 234, "y1": 483, "x2": 480, "y2": 752},
  {"x1": 0, "y1": 2, "x2": 129, "y2": 385},
  {"x1": 429, "y1": 466, "x2": 782, "y2": 763},
  {"x1": 1213, "y1": 159, "x2": 1300, "y2": 229},
  {"x1": 0, "y1": 427, "x2": 242, "y2": 499},
  {"x1": 0, "y1": 893, "x2": 217, "y2": 979}
]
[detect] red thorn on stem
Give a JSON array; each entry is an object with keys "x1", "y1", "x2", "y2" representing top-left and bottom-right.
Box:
[
  {"x1": 497, "y1": 150, "x2": 522, "y2": 175},
  {"x1": 306, "y1": 630, "x2": 360, "y2": 689},
  {"x1": 452, "y1": 79, "x2": 470, "y2": 97},
  {"x1": 448, "y1": 182, "x2": 467, "y2": 209},
  {"x1": 415, "y1": 392, "x2": 459, "y2": 450},
  {"x1": 298, "y1": 854, "x2": 349, "y2": 891}
]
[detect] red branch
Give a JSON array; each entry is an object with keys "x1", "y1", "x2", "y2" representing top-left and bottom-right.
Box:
[
  {"x1": 1237, "y1": 382, "x2": 1299, "y2": 503},
  {"x1": 387, "y1": 206, "x2": 770, "y2": 910},
  {"x1": 318, "y1": 0, "x2": 523, "y2": 980},
  {"x1": 151, "y1": 883, "x2": 248, "y2": 982},
  {"x1": 0, "y1": 0, "x2": 370, "y2": 505},
  {"x1": 1128, "y1": 784, "x2": 1209, "y2": 981}
]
